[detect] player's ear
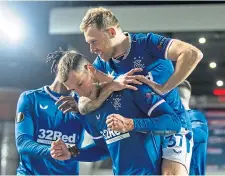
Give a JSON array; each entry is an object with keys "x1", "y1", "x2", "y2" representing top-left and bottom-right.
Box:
[
  {"x1": 107, "y1": 27, "x2": 116, "y2": 38},
  {"x1": 86, "y1": 63, "x2": 96, "y2": 74}
]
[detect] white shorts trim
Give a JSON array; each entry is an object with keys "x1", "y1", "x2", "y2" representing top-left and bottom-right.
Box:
[{"x1": 162, "y1": 128, "x2": 194, "y2": 172}]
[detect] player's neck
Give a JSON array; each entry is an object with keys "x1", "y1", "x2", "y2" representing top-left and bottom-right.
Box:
[
  {"x1": 49, "y1": 79, "x2": 70, "y2": 94},
  {"x1": 113, "y1": 33, "x2": 130, "y2": 60}
]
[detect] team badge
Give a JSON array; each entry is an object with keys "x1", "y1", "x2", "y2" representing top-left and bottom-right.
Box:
[{"x1": 16, "y1": 112, "x2": 24, "y2": 123}]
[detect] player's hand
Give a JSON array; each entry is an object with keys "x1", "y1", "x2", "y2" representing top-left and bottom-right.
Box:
[
  {"x1": 50, "y1": 139, "x2": 71, "y2": 160},
  {"x1": 111, "y1": 68, "x2": 144, "y2": 91},
  {"x1": 56, "y1": 96, "x2": 79, "y2": 114},
  {"x1": 135, "y1": 76, "x2": 166, "y2": 95},
  {"x1": 106, "y1": 114, "x2": 134, "y2": 132}
]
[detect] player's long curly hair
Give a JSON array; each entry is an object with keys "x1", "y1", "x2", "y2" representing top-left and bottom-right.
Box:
[{"x1": 46, "y1": 47, "x2": 66, "y2": 73}]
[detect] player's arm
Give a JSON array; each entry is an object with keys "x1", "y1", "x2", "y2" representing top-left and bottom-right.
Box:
[
  {"x1": 51, "y1": 120, "x2": 110, "y2": 161},
  {"x1": 78, "y1": 68, "x2": 143, "y2": 115},
  {"x1": 74, "y1": 137, "x2": 110, "y2": 162},
  {"x1": 143, "y1": 33, "x2": 203, "y2": 95},
  {"x1": 51, "y1": 138, "x2": 110, "y2": 162},
  {"x1": 106, "y1": 86, "x2": 181, "y2": 134},
  {"x1": 15, "y1": 92, "x2": 51, "y2": 158},
  {"x1": 75, "y1": 118, "x2": 110, "y2": 161}
]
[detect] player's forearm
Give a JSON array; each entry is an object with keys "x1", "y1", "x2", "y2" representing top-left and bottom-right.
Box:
[
  {"x1": 78, "y1": 84, "x2": 114, "y2": 115},
  {"x1": 16, "y1": 134, "x2": 51, "y2": 158},
  {"x1": 72, "y1": 143, "x2": 110, "y2": 162},
  {"x1": 126, "y1": 114, "x2": 181, "y2": 135},
  {"x1": 162, "y1": 49, "x2": 203, "y2": 94}
]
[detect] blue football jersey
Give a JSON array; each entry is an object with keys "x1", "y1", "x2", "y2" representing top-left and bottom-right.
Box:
[
  {"x1": 93, "y1": 32, "x2": 191, "y2": 130},
  {"x1": 78, "y1": 85, "x2": 181, "y2": 175},
  {"x1": 15, "y1": 86, "x2": 84, "y2": 175},
  {"x1": 188, "y1": 109, "x2": 208, "y2": 175}
]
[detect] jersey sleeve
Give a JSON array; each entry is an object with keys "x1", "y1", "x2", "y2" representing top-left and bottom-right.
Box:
[
  {"x1": 75, "y1": 114, "x2": 104, "y2": 141},
  {"x1": 71, "y1": 114, "x2": 110, "y2": 162},
  {"x1": 145, "y1": 33, "x2": 173, "y2": 59},
  {"x1": 15, "y1": 92, "x2": 51, "y2": 158},
  {"x1": 73, "y1": 139, "x2": 110, "y2": 162},
  {"x1": 132, "y1": 85, "x2": 181, "y2": 134}
]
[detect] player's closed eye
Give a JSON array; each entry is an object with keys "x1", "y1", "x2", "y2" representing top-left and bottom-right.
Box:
[
  {"x1": 77, "y1": 81, "x2": 83, "y2": 87},
  {"x1": 91, "y1": 40, "x2": 97, "y2": 44}
]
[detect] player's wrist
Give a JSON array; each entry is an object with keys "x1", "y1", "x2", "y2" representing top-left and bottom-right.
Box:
[
  {"x1": 68, "y1": 145, "x2": 80, "y2": 158},
  {"x1": 106, "y1": 81, "x2": 117, "y2": 92}
]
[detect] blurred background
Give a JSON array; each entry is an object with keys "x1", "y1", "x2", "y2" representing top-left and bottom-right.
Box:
[{"x1": 0, "y1": 0, "x2": 225, "y2": 175}]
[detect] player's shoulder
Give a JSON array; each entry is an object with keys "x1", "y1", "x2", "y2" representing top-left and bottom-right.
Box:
[
  {"x1": 130, "y1": 32, "x2": 156, "y2": 42},
  {"x1": 129, "y1": 32, "x2": 149, "y2": 44},
  {"x1": 20, "y1": 87, "x2": 45, "y2": 99}
]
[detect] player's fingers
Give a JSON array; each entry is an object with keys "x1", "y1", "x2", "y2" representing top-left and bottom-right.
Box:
[
  {"x1": 56, "y1": 96, "x2": 74, "y2": 105},
  {"x1": 58, "y1": 101, "x2": 71, "y2": 110},
  {"x1": 51, "y1": 153, "x2": 58, "y2": 159},
  {"x1": 126, "y1": 68, "x2": 143, "y2": 76},
  {"x1": 50, "y1": 148, "x2": 62, "y2": 155},
  {"x1": 51, "y1": 145, "x2": 62, "y2": 150},
  {"x1": 68, "y1": 100, "x2": 78, "y2": 107},
  {"x1": 113, "y1": 120, "x2": 124, "y2": 128},
  {"x1": 63, "y1": 107, "x2": 73, "y2": 114},
  {"x1": 127, "y1": 75, "x2": 143, "y2": 81},
  {"x1": 57, "y1": 139, "x2": 66, "y2": 145},
  {"x1": 51, "y1": 141, "x2": 62, "y2": 148},
  {"x1": 125, "y1": 85, "x2": 138, "y2": 91},
  {"x1": 127, "y1": 79, "x2": 143, "y2": 85},
  {"x1": 106, "y1": 114, "x2": 115, "y2": 120},
  {"x1": 110, "y1": 114, "x2": 125, "y2": 122},
  {"x1": 106, "y1": 114, "x2": 120, "y2": 123},
  {"x1": 105, "y1": 118, "x2": 114, "y2": 125},
  {"x1": 50, "y1": 150, "x2": 62, "y2": 157},
  {"x1": 55, "y1": 139, "x2": 64, "y2": 146},
  {"x1": 136, "y1": 75, "x2": 155, "y2": 85},
  {"x1": 51, "y1": 141, "x2": 56, "y2": 146},
  {"x1": 52, "y1": 153, "x2": 62, "y2": 159},
  {"x1": 106, "y1": 121, "x2": 115, "y2": 128},
  {"x1": 125, "y1": 79, "x2": 142, "y2": 85}
]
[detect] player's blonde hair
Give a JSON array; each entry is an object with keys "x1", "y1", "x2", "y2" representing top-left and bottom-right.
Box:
[{"x1": 80, "y1": 7, "x2": 120, "y2": 32}]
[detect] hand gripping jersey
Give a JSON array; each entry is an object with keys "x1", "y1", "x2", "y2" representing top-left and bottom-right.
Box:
[{"x1": 78, "y1": 85, "x2": 181, "y2": 175}]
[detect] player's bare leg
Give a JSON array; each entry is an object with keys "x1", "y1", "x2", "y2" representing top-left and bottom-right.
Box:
[{"x1": 162, "y1": 159, "x2": 188, "y2": 176}]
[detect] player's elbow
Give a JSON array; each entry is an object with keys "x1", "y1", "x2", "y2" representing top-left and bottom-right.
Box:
[
  {"x1": 16, "y1": 134, "x2": 34, "y2": 155},
  {"x1": 78, "y1": 104, "x2": 90, "y2": 115},
  {"x1": 79, "y1": 108, "x2": 88, "y2": 115},
  {"x1": 78, "y1": 97, "x2": 93, "y2": 115},
  {"x1": 183, "y1": 46, "x2": 203, "y2": 64},
  {"x1": 16, "y1": 136, "x2": 25, "y2": 154}
]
